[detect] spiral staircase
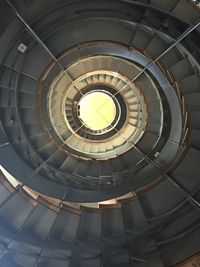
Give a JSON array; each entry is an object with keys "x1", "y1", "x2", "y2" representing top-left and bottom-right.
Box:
[{"x1": 0, "y1": 0, "x2": 200, "y2": 266}]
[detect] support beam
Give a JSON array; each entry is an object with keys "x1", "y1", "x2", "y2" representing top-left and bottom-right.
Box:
[
  {"x1": 6, "y1": 0, "x2": 83, "y2": 95},
  {"x1": 115, "y1": 17, "x2": 200, "y2": 96},
  {"x1": 112, "y1": 125, "x2": 200, "y2": 211}
]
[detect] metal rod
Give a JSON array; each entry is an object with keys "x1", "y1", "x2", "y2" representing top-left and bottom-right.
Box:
[
  {"x1": 6, "y1": 0, "x2": 83, "y2": 96},
  {"x1": 112, "y1": 124, "x2": 200, "y2": 210},
  {"x1": 28, "y1": 123, "x2": 84, "y2": 179},
  {"x1": 0, "y1": 143, "x2": 9, "y2": 148},
  {"x1": 120, "y1": 17, "x2": 200, "y2": 87},
  {"x1": 92, "y1": 17, "x2": 200, "y2": 111},
  {"x1": 1, "y1": 63, "x2": 39, "y2": 82},
  {"x1": 135, "y1": 144, "x2": 200, "y2": 210},
  {"x1": 6, "y1": 0, "x2": 200, "y2": 210}
]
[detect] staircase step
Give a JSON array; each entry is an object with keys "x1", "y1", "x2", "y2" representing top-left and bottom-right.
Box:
[
  {"x1": 189, "y1": 129, "x2": 200, "y2": 150},
  {"x1": 77, "y1": 211, "x2": 102, "y2": 241},
  {"x1": 159, "y1": 46, "x2": 182, "y2": 68},
  {"x1": 132, "y1": 27, "x2": 152, "y2": 51},
  {"x1": 186, "y1": 92, "x2": 200, "y2": 111},
  {"x1": 190, "y1": 111, "x2": 200, "y2": 130},
  {"x1": 102, "y1": 207, "x2": 125, "y2": 237},
  {"x1": 49, "y1": 209, "x2": 81, "y2": 242},
  {"x1": 172, "y1": 147, "x2": 200, "y2": 193},
  {"x1": 73, "y1": 160, "x2": 89, "y2": 177},
  {"x1": 0, "y1": 192, "x2": 34, "y2": 230},
  {"x1": 179, "y1": 74, "x2": 200, "y2": 95},
  {"x1": 59, "y1": 155, "x2": 77, "y2": 173},
  {"x1": 145, "y1": 35, "x2": 169, "y2": 58},
  {"x1": 87, "y1": 161, "x2": 100, "y2": 178},
  {"x1": 170, "y1": 57, "x2": 195, "y2": 81},
  {"x1": 20, "y1": 204, "x2": 57, "y2": 240}
]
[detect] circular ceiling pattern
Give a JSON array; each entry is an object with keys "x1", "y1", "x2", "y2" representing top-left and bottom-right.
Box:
[
  {"x1": 45, "y1": 54, "x2": 149, "y2": 161},
  {"x1": 32, "y1": 44, "x2": 178, "y2": 198},
  {"x1": 0, "y1": 1, "x2": 200, "y2": 266},
  {"x1": 0, "y1": 38, "x2": 182, "y2": 200}
]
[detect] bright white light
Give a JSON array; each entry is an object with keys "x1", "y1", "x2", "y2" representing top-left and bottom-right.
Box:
[{"x1": 78, "y1": 91, "x2": 116, "y2": 130}]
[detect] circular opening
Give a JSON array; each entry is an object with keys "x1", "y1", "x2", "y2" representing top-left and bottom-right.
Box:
[{"x1": 78, "y1": 91, "x2": 116, "y2": 130}]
